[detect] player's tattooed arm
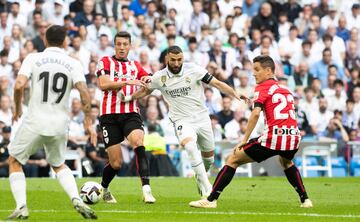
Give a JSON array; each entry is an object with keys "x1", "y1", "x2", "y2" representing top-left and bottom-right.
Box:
[
  {"x1": 208, "y1": 77, "x2": 250, "y2": 103},
  {"x1": 12, "y1": 74, "x2": 28, "y2": 123},
  {"x1": 75, "y1": 81, "x2": 97, "y2": 147},
  {"x1": 236, "y1": 107, "x2": 261, "y2": 151}
]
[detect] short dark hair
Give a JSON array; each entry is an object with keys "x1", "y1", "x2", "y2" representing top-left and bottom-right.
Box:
[
  {"x1": 0, "y1": 49, "x2": 9, "y2": 57},
  {"x1": 239, "y1": 117, "x2": 248, "y2": 124},
  {"x1": 253, "y1": 55, "x2": 275, "y2": 73},
  {"x1": 45, "y1": 25, "x2": 67, "y2": 47},
  {"x1": 328, "y1": 64, "x2": 337, "y2": 70},
  {"x1": 322, "y1": 47, "x2": 332, "y2": 55},
  {"x1": 114, "y1": 31, "x2": 131, "y2": 44},
  {"x1": 333, "y1": 79, "x2": 344, "y2": 86},
  {"x1": 167, "y1": 45, "x2": 182, "y2": 55}
]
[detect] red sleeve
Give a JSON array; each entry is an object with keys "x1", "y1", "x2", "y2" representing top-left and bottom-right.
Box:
[
  {"x1": 253, "y1": 84, "x2": 269, "y2": 109},
  {"x1": 96, "y1": 57, "x2": 110, "y2": 77},
  {"x1": 134, "y1": 61, "x2": 149, "y2": 80}
]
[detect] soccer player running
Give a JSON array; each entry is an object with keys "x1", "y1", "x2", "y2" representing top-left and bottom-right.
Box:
[
  {"x1": 189, "y1": 55, "x2": 313, "y2": 208},
  {"x1": 96, "y1": 31, "x2": 155, "y2": 204},
  {"x1": 125, "y1": 46, "x2": 249, "y2": 197},
  {"x1": 7, "y1": 25, "x2": 97, "y2": 219}
]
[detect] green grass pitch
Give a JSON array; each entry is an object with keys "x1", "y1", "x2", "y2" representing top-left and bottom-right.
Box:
[{"x1": 1, "y1": 177, "x2": 360, "y2": 222}]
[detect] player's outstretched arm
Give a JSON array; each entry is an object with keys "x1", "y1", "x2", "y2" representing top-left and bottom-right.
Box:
[
  {"x1": 12, "y1": 74, "x2": 28, "y2": 123},
  {"x1": 208, "y1": 77, "x2": 249, "y2": 102},
  {"x1": 121, "y1": 87, "x2": 152, "y2": 102},
  {"x1": 98, "y1": 75, "x2": 146, "y2": 91},
  {"x1": 75, "y1": 81, "x2": 97, "y2": 147},
  {"x1": 236, "y1": 107, "x2": 261, "y2": 150}
]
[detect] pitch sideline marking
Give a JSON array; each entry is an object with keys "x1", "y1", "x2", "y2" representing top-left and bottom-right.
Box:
[{"x1": 0, "y1": 210, "x2": 359, "y2": 218}]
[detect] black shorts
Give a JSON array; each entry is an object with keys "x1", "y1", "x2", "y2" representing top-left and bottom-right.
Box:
[
  {"x1": 243, "y1": 138, "x2": 298, "y2": 163},
  {"x1": 99, "y1": 113, "x2": 144, "y2": 148}
]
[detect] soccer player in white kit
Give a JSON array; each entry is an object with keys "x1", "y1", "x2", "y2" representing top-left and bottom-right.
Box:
[
  {"x1": 7, "y1": 25, "x2": 97, "y2": 220},
  {"x1": 125, "y1": 46, "x2": 248, "y2": 197}
]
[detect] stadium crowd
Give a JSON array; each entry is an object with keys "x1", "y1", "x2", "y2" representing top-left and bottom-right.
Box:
[{"x1": 0, "y1": 0, "x2": 359, "y2": 177}]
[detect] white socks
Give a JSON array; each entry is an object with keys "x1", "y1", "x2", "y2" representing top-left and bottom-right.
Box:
[
  {"x1": 184, "y1": 140, "x2": 212, "y2": 193},
  {"x1": 56, "y1": 167, "x2": 80, "y2": 201},
  {"x1": 9, "y1": 172, "x2": 27, "y2": 210},
  {"x1": 202, "y1": 156, "x2": 214, "y2": 172}
]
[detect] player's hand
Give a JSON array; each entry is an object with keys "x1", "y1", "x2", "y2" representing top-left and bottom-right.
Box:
[
  {"x1": 88, "y1": 128, "x2": 97, "y2": 147},
  {"x1": 234, "y1": 141, "x2": 247, "y2": 153},
  {"x1": 239, "y1": 94, "x2": 251, "y2": 104},
  {"x1": 141, "y1": 76, "x2": 152, "y2": 83},
  {"x1": 126, "y1": 79, "x2": 147, "y2": 87},
  {"x1": 12, "y1": 110, "x2": 23, "y2": 124}
]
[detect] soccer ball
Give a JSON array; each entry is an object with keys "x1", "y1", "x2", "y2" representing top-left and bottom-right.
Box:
[{"x1": 80, "y1": 181, "x2": 103, "y2": 204}]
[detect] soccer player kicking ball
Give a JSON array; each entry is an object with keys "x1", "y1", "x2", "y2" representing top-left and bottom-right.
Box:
[
  {"x1": 7, "y1": 25, "x2": 97, "y2": 219},
  {"x1": 189, "y1": 55, "x2": 313, "y2": 209},
  {"x1": 124, "y1": 46, "x2": 249, "y2": 197}
]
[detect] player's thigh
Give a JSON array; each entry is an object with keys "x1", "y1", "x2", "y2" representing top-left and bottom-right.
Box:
[
  {"x1": 226, "y1": 148, "x2": 254, "y2": 168},
  {"x1": 196, "y1": 120, "x2": 215, "y2": 153},
  {"x1": 174, "y1": 121, "x2": 197, "y2": 146},
  {"x1": 242, "y1": 139, "x2": 278, "y2": 163},
  {"x1": 8, "y1": 126, "x2": 43, "y2": 165},
  {"x1": 278, "y1": 150, "x2": 298, "y2": 169},
  {"x1": 100, "y1": 117, "x2": 124, "y2": 148},
  {"x1": 43, "y1": 134, "x2": 67, "y2": 167},
  {"x1": 123, "y1": 113, "x2": 145, "y2": 147}
]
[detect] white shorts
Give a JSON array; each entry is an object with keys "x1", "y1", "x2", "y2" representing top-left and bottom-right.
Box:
[
  {"x1": 8, "y1": 125, "x2": 67, "y2": 167},
  {"x1": 173, "y1": 115, "x2": 214, "y2": 152}
]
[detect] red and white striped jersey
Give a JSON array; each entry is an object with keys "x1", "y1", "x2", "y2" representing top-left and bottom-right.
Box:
[
  {"x1": 253, "y1": 79, "x2": 301, "y2": 150},
  {"x1": 96, "y1": 56, "x2": 148, "y2": 116}
]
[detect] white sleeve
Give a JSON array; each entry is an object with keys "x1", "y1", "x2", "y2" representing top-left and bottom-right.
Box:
[
  {"x1": 148, "y1": 75, "x2": 159, "y2": 90},
  {"x1": 18, "y1": 54, "x2": 34, "y2": 78},
  {"x1": 193, "y1": 63, "x2": 208, "y2": 81},
  {"x1": 71, "y1": 60, "x2": 86, "y2": 84}
]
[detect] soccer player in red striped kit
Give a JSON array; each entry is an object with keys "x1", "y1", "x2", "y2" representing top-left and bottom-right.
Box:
[
  {"x1": 96, "y1": 31, "x2": 155, "y2": 203},
  {"x1": 190, "y1": 55, "x2": 313, "y2": 208}
]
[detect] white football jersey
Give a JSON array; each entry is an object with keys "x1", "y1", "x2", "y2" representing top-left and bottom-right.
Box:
[
  {"x1": 18, "y1": 47, "x2": 85, "y2": 136},
  {"x1": 149, "y1": 63, "x2": 210, "y2": 122}
]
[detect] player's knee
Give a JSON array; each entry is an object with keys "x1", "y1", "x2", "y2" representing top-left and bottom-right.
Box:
[
  {"x1": 110, "y1": 159, "x2": 123, "y2": 170},
  {"x1": 8, "y1": 156, "x2": 20, "y2": 166},
  {"x1": 279, "y1": 156, "x2": 293, "y2": 169}
]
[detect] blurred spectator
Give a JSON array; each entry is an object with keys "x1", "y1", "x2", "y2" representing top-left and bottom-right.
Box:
[
  {"x1": 214, "y1": 15, "x2": 234, "y2": 44},
  {"x1": 95, "y1": 34, "x2": 113, "y2": 59},
  {"x1": 345, "y1": 41, "x2": 360, "y2": 72},
  {"x1": 217, "y1": 0, "x2": 239, "y2": 20},
  {"x1": 68, "y1": 98, "x2": 87, "y2": 150},
  {"x1": 7, "y1": 2, "x2": 27, "y2": 29},
  {"x1": 216, "y1": 96, "x2": 234, "y2": 129},
  {"x1": 310, "y1": 48, "x2": 345, "y2": 88},
  {"x1": 294, "y1": 95, "x2": 312, "y2": 137},
  {"x1": 129, "y1": 0, "x2": 147, "y2": 16},
  {"x1": 326, "y1": 79, "x2": 347, "y2": 112},
  {"x1": 0, "y1": 126, "x2": 10, "y2": 177},
  {"x1": 347, "y1": 68, "x2": 360, "y2": 99},
  {"x1": 288, "y1": 62, "x2": 313, "y2": 91},
  {"x1": 69, "y1": 35, "x2": 91, "y2": 74},
  {"x1": 24, "y1": 10, "x2": 42, "y2": 39},
  {"x1": 278, "y1": 12, "x2": 291, "y2": 39},
  {"x1": 204, "y1": 87, "x2": 221, "y2": 115},
  {"x1": 309, "y1": 97, "x2": 334, "y2": 135},
  {"x1": 207, "y1": 39, "x2": 235, "y2": 77},
  {"x1": 224, "y1": 108, "x2": 246, "y2": 141},
  {"x1": 144, "y1": 1, "x2": 159, "y2": 29},
  {"x1": 346, "y1": 3, "x2": 360, "y2": 30},
  {"x1": 352, "y1": 86, "x2": 360, "y2": 123},
  {"x1": 210, "y1": 114, "x2": 223, "y2": 142},
  {"x1": 47, "y1": 0, "x2": 67, "y2": 26},
  {"x1": 282, "y1": 0, "x2": 302, "y2": 23},
  {"x1": 96, "y1": 0, "x2": 120, "y2": 21},
  {"x1": 0, "y1": 95, "x2": 12, "y2": 126},
  {"x1": 73, "y1": 0, "x2": 95, "y2": 27},
  {"x1": 294, "y1": 4, "x2": 312, "y2": 37},
  {"x1": 144, "y1": 106, "x2": 164, "y2": 136},
  {"x1": 299, "y1": 87, "x2": 318, "y2": 117},
  {"x1": 27, "y1": 0, "x2": 48, "y2": 26},
  {"x1": 242, "y1": 0, "x2": 260, "y2": 17},
  {"x1": 24, "y1": 148, "x2": 49, "y2": 177},
  {"x1": 313, "y1": 0, "x2": 329, "y2": 18},
  {"x1": 183, "y1": 0, "x2": 209, "y2": 38},
  {"x1": 279, "y1": 25, "x2": 302, "y2": 61},
  {"x1": 0, "y1": 50, "x2": 12, "y2": 78},
  {"x1": 320, "y1": 4, "x2": 338, "y2": 30},
  {"x1": 32, "y1": 21, "x2": 47, "y2": 52},
  {"x1": 290, "y1": 40, "x2": 315, "y2": 67},
  {"x1": 250, "y1": 2, "x2": 279, "y2": 41},
  {"x1": 342, "y1": 99, "x2": 358, "y2": 131},
  {"x1": 318, "y1": 118, "x2": 349, "y2": 156},
  {"x1": 87, "y1": 13, "x2": 112, "y2": 44},
  {"x1": 336, "y1": 16, "x2": 350, "y2": 42}
]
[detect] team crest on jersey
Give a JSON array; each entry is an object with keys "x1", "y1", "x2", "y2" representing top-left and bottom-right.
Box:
[
  {"x1": 161, "y1": 75, "x2": 167, "y2": 87},
  {"x1": 97, "y1": 61, "x2": 104, "y2": 71},
  {"x1": 185, "y1": 77, "x2": 191, "y2": 84}
]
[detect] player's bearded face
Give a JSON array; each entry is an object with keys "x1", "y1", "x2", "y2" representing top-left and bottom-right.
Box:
[{"x1": 167, "y1": 53, "x2": 183, "y2": 74}]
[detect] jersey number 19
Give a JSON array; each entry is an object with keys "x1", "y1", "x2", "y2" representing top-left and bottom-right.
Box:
[{"x1": 39, "y1": 71, "x2": 68, "y2": 103}]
